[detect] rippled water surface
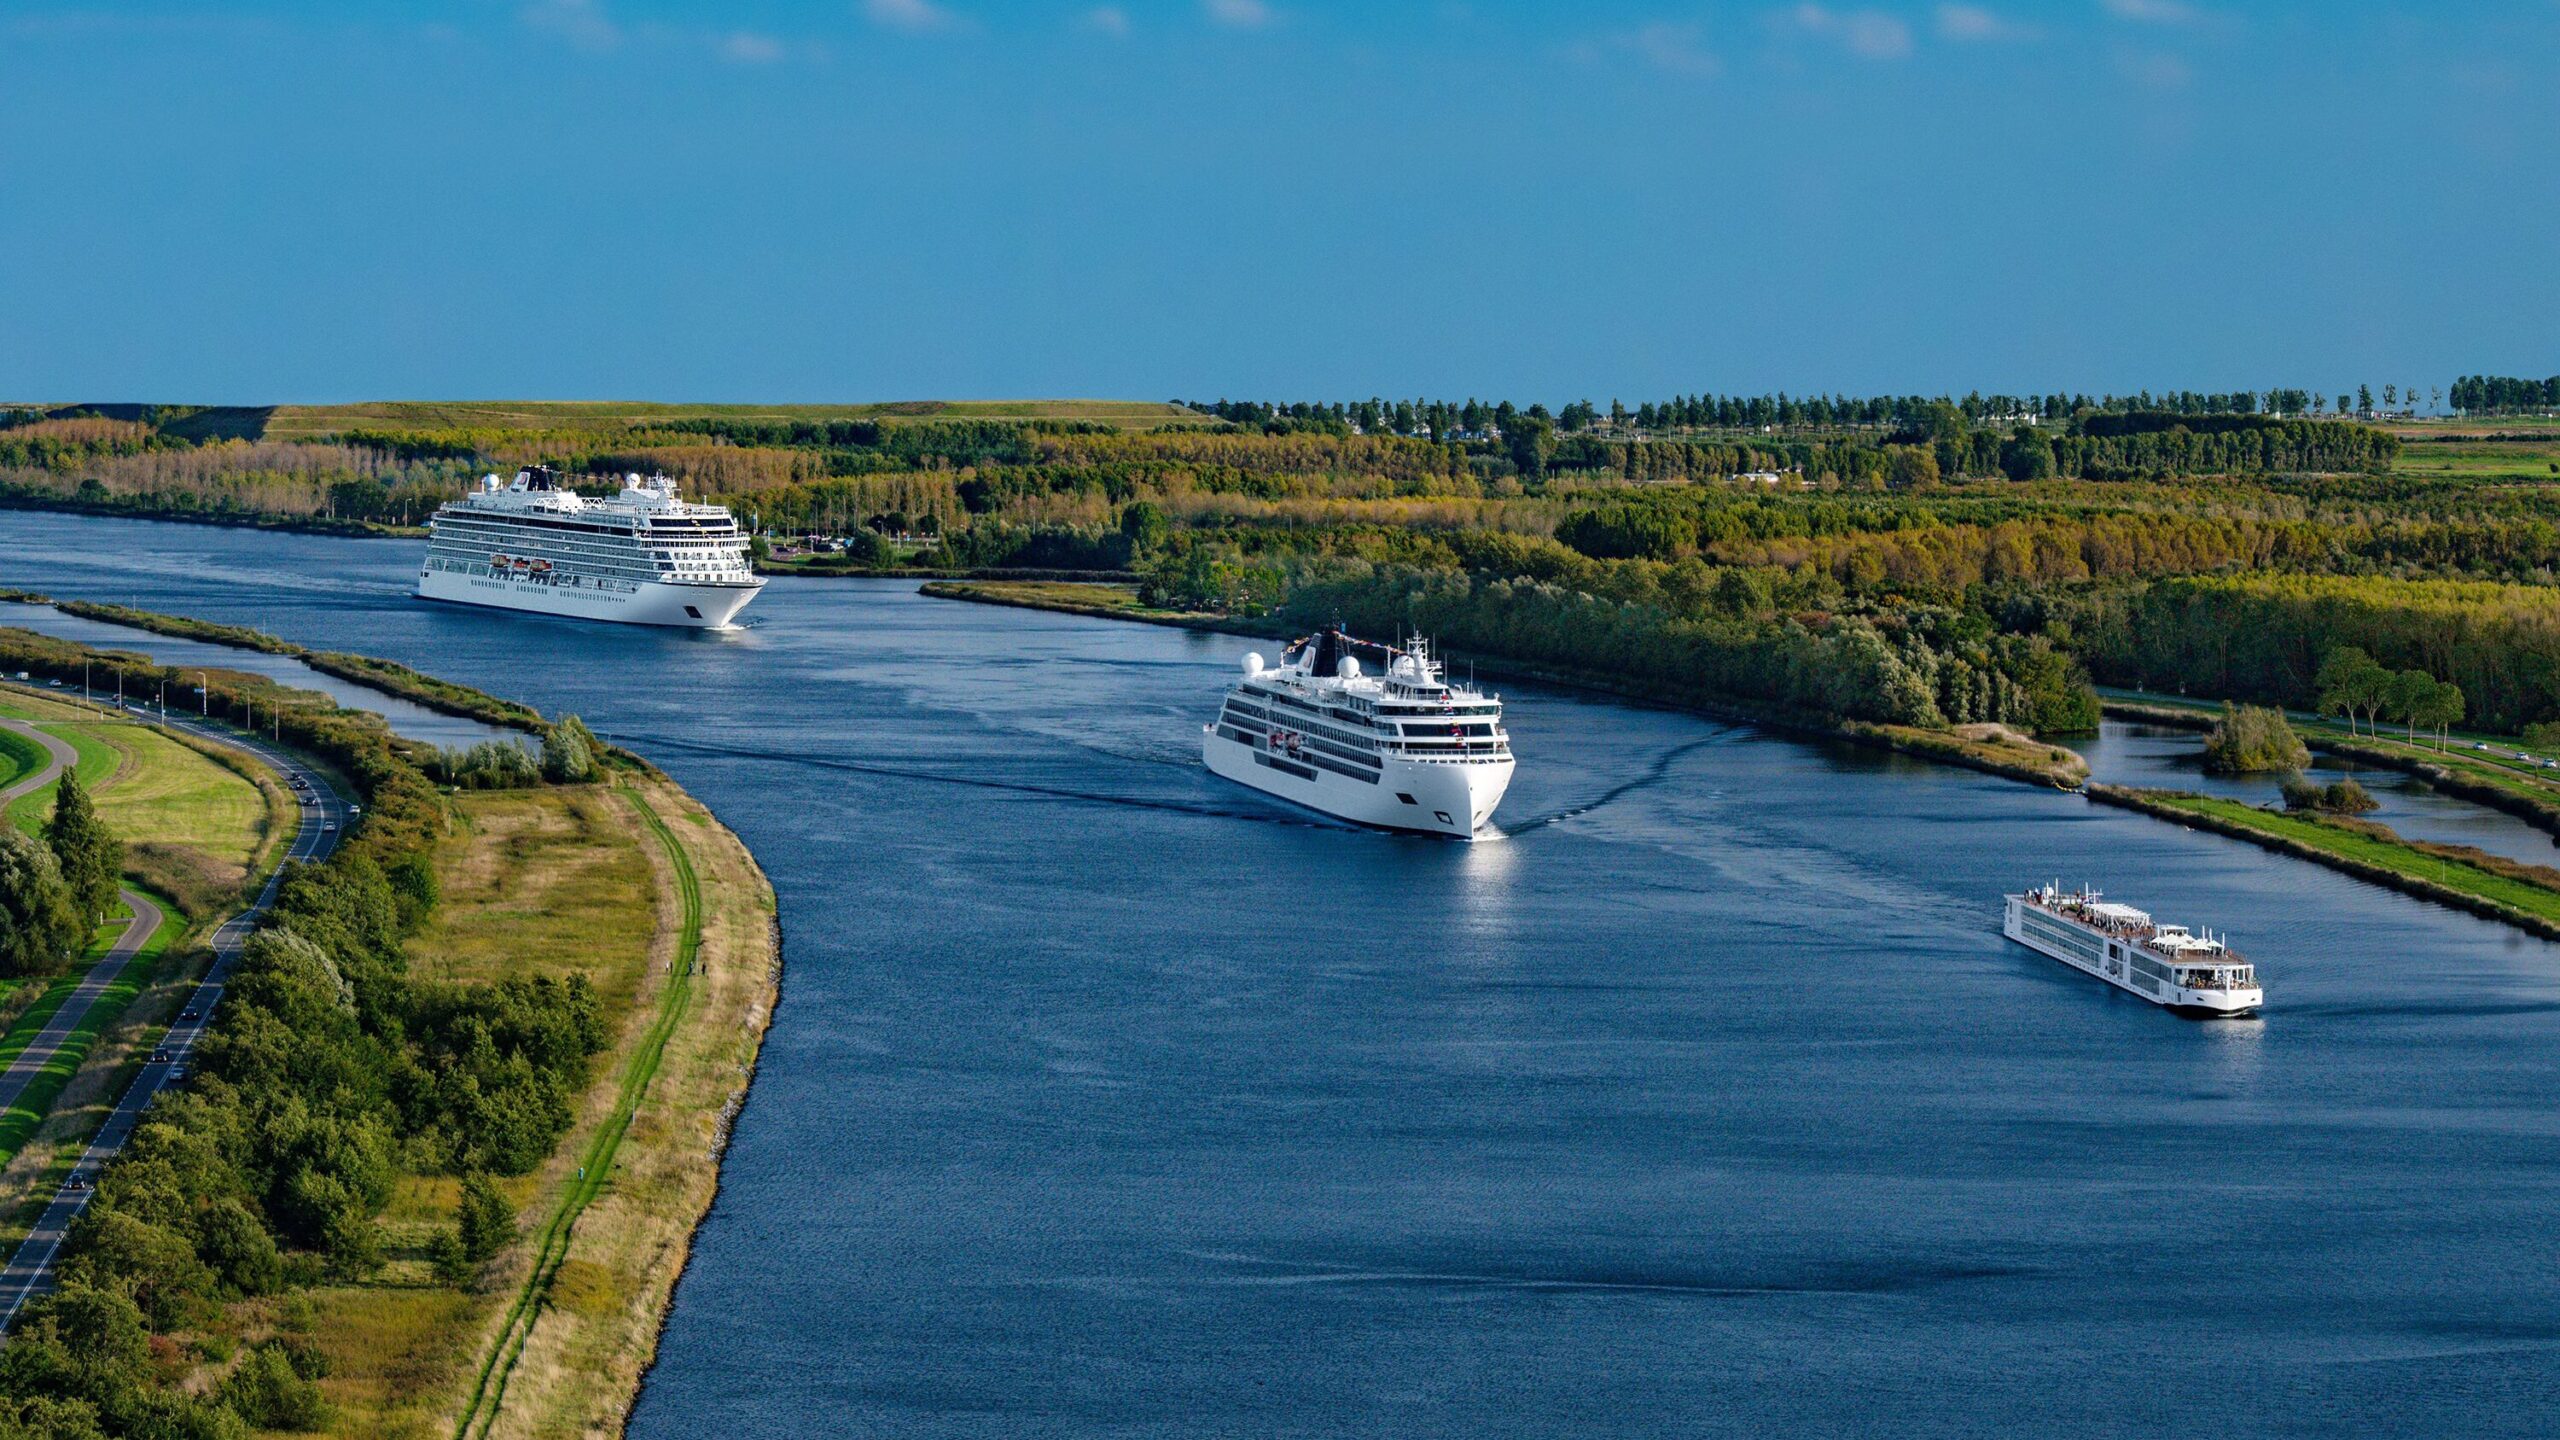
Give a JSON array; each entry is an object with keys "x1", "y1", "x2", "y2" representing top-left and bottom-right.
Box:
[{"x1": 6, "y1": 511, "x2": 2559, "y2": 1438}]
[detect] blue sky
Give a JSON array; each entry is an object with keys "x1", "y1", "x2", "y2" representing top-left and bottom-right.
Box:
[{"x1": 1, "y1": 1, "x2": 2552, "y2": 404}]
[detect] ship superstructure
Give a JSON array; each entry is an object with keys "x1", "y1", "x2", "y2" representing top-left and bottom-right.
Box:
[
  {"x1": 2003, "y1": 884, "x2": 2263, "y2": 1017},
  {"x1": 416, "y1": 466, "x2": 764, "y2": 628},
  {"x1": 1202, "y1": 629, "x2": 1514, "y2": 838}
]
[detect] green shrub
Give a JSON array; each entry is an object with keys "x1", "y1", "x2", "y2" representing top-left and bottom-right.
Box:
[
  {"x1": 217, "y1": 1343, "x2": 327, "y2": 1431},
  {"x1": 2281, "y1": 774, "x2": 2381, "y2": 814},
  {"x1": 2204, "y1": 703, "x2": 2310, "y2": 773}
]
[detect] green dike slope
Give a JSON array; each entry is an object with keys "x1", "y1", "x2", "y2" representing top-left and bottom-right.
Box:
[{"x1": 2092, "y1": 786, "x2": 2560, "y2": 937}]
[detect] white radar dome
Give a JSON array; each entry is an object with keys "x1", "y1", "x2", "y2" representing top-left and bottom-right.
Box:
[
  {"x1": 1241, "y1": 653, "x2": 1264, "y2": 676},
  {"x1": 1392, "y1": 655, "x2": 1421, "y2": 678},
  {"x1": 1337, "y1": 657, "x2": 1362, "y2": 679}
]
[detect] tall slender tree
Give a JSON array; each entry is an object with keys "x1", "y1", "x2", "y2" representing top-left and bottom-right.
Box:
[
  {"x1": 0, "y1": 830, "x2": 81, "y2": 977},
  {"x1": 44, "y1": 770, "x2": 119, "y2": 931}
]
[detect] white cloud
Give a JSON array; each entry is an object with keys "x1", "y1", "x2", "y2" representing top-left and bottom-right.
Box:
[
  {"x1": 863, "y1": 0, "x2": 963, "y2": 35},
  {"x1": 2115, "y1": 47, "x2": 2191, "y2": 86},
  {"x1": 1204, "y1": 0, "x2": 1275, "y2": 30},
  {"x1": 1623, "y1": 22, "x2": 1722, "y2": 77},
  {"x1": 521, "y1": 0, "x2": 620, "y2": 52},
  {"x1": 719, "y1": 30, "x2": 785, "y2": 62},
  {"x1": 1082, "y1": 6, "x2": 1131, "y2": 36},
  {"x1": 1571, "y1": 21, "x2": 1720, "y2": 77},
  {"x1": 1784, "y1": 4, "x2": 1913, "y2": 60},
  {"x1": 2101, "y1": 0, "x2": 2202, "y2": 24},
  {"x1": 1936, "y1": 4, "x2": 2034, "y2": 42}
]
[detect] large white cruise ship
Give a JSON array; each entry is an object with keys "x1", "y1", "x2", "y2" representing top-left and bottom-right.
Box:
[
  {"x1": 1203, "y1": 629, "x2": 1514, "y2": 838},
  {"x1": 416, "y1": 466, "x2": 764, "y2": 628},
  {"x1": 2003, "y1": 884, "x2": 2263, "y2": 1017}
]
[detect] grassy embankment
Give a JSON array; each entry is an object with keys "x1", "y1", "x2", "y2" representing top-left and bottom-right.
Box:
[
  {"x1": 3, "y1": 683, "x2": 291, "y2": 908},
  {"x1": 923, "y1": 579, "x2": 2092, "y2": 789},
  {"x1": 251, "y1": 778, "x2": 774, "y2": 1439},
  {"x1": 25, "y1": 599, "x2": 546, "y2": 735},
  {"x1": 0, "y1": 684, "x2": 290, "y2": 1239},
  {"x1": 0, "y1": 725, "x2": 41, "y2": 792},
  {"x1": 2091, "y1": 786, "x2": 2560, "y2": 938}
]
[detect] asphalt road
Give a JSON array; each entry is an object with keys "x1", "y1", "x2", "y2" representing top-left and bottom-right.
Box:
[
  {"x1": 0, "y1": 716, "x2": 171, "y2": 1115},
  {"x1": 0, "y1": 691, "x2": 347, "y2": 1329}
]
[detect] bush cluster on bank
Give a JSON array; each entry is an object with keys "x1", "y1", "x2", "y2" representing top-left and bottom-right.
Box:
[{"x1": 2203, "y1": 704, "x2": 2311, "y2": 774}]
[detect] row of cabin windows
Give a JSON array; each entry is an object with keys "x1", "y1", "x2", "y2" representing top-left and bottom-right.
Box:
[
  {"x1": 1222, "y1": 711, "x2": 1381, "y2": 769},
  {"x1": 1243, "y1": 698, "x2": 1498, "y2": 752},
  {"x1": 1218, "y1": 727, "x2": 1381, "y2": 784},
  {"x1": 431, "y1": 530, "x2": 747, "y2": 574},
  {"x1": 2020, "y1": 913, "x2": 2104, "y2": 962}
]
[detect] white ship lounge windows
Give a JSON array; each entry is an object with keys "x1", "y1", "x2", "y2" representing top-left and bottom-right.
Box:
[{"x1": 1254, "y1": 753, "x2": 1318, "y2": 782}]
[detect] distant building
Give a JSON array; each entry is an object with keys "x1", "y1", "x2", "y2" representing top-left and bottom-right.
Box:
[{"x1": 1736, "y1": 470, "x2": 1784, "y2": 485}]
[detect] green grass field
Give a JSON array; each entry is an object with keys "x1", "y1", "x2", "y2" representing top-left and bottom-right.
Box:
[
  {"x1": 0, "y1": 726, "x2": 42, "y2": 792},
  {"x1": 2389, "y1": 441, "x2": 2560, "y2": 480},
  {"x1": 401, "y1": 787, "x2": 653, "y2": 998},
  {"x1": 0, "y1": 716, "x2": 119, "y2": 835},
  {"x1": 1, "y1": 695, "x2": 278, "y2": 912}
]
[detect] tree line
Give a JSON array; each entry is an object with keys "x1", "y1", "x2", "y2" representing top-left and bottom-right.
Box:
[
  {"x1": 2063, "y1": 574, "x2": 2554, "y2": 730},
  {"x1": 1182, "y1": 384, "x2": 2431, "y2": 440},
  {"x1": 2449, "y1": 374, "x2": 2560, "y2": 415}
]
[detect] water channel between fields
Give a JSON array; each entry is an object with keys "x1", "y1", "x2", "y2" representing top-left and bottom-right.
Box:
[{"x1": 4, "y1": 509, "x2": 2558, "y2": 1439}]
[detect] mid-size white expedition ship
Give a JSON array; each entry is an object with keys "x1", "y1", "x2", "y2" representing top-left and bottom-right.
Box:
[
  {"x1": 2003, "y1": 884, "x2": 2263, "y2": 1017},
  {"x1": 417, "y1": 466, "x2": 764, "y2": 629},
  {"x1": 1204, "y1": 630, "x2": 1513, "y2": 838}
]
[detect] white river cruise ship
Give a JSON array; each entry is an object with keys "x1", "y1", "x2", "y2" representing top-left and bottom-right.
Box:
[
  {"x1": 417, "y1": 466, "x2": 764, "y2": 629},
  {"x1": 2003, "y1": 884, "x2": 2263, "y2": 1017},
  {"x1": 1203, "y1": 629, "x2": 1514, "y2": 838}
]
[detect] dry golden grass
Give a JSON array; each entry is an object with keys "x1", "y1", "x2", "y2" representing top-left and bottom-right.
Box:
[
  {"x1": 465, "y1": 778, "x2": 776, "y2": 1440},
  {"x1": 401, "y1": 787, "x2": 654, "y2": 1001},
  {"x1": 302, "y1": 1286, "x2": 482, "y2": 1440},
  {"x1": 277, "y1": 778, "x2": 777, "y2": 1440}
]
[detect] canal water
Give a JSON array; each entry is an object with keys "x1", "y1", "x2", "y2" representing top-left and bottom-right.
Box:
[
  {"x1": 0, "y1": 601, "x2": 517, "y2": 750},
  {"x1": 4, "y1": 510, "x2": 2558, "y2": 1438},
  {"x1": 2079, "y1": 721, "x2": 2560, "y2": 869}
]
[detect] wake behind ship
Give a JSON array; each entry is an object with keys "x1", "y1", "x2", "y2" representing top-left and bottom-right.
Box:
[
  {"x1": 417, "y1": 465, "x2": 764, "y2": 629},
  {"x1": 1204, "y1": 629, "x2": 1514, "y2": 838}
]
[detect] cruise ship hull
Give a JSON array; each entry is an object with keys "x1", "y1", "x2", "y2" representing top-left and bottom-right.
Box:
[
  {"x1": 1203, "y1": 724, "x2": 1510, "y2": 838},
  {"x1": 417, "y1": 567, "x2": 761, "y2": 629},
  {"x1": 2002, "y1": 897, "x2": 2262, "y2": 1017}
]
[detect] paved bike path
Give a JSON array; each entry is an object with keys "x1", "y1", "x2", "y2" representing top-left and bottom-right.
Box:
[
  {"x1": 0, "y1": 718, "x2": 77, "y2": 806},
  {"x1": 0, "y1": 697, "x2": 345, "y2": 1328}
]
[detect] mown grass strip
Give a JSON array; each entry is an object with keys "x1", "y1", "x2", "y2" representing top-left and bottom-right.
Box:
[
  {"x1": 0, "y1": 891, "x2": 184, "y2": 1168},
  {"x1": 451, "y1": 787, "x2": 702, "y2": 1440},
  {"x1": 2093, "y1": 786, "x2": 2560, "y2": 935},
  {"x1": 0, "y1": 726, "x2": 42, "y2": 793},
  {"x1": 3, "y1": 720, "x2": 119, "y2": 833}
]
